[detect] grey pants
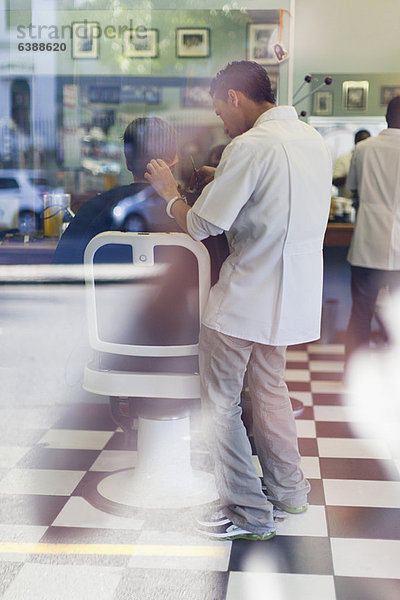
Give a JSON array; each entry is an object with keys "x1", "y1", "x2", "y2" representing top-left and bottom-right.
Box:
[{"x1": 199, "y1": 325, "x2": 310, "y2": 535}]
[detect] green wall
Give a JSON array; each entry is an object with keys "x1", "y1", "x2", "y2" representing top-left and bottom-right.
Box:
[
  {"x1": 10, "y1": 8, "x2": 269, "y2": 78},
  {"x1": 9, "y1": 1, "x2": 400, "y2": 116},
  {"x1": 308, "y1": 72, "x2": 400, "y2": 118},
  {"x1": 294, "y1": 0, "x2": 400, "y2": 116}
]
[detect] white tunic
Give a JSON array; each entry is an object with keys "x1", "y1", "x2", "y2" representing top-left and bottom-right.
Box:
[
  {"x1": 346, "y1": 128, "x2": 400, "y2": 270},
  {"x1": 333, "y1": 151, "x2": 353, "y2": 180},
  {"x1": 189, "y1": 106, "x2": 332, "y2": 346}
]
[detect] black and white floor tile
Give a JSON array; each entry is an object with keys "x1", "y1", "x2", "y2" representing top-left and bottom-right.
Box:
[{"x1": 0, "y1": 343, "x2": 399, "y2": 599}]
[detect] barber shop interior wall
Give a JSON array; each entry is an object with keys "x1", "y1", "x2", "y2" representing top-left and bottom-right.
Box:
[
  {"x1": 293, "y1": 0, "x2": 400, "y2": 115},
  {"x1": 10, "y1": 1, "x2": 289, "y2": 78},
  {"x1": 7, "y1": 1, "x2": 400, "y2": 102},
  {"x1": 294, "y1": 0, "x2": 400, "y2": 75},
  {"x1": 308, "y1": 72, "x2": 400, "y2": 118},
  {"x1": 7, "y1": 0, "x2": 293, "y2": 102}
]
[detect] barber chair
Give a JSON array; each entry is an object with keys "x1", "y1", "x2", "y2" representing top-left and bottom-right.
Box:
[{"x1": 82, "y1": 232, "x2": 218, "y2": 510}]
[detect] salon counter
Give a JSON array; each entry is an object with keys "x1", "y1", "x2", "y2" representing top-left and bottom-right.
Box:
[
  {"x1": 0, "y1": 238, "x2": 58, "y2": 265},
  {"x1": 0, "y1": 222, "x2": 355, "y2": 268},
  {"x1": 324, "y1": 222, "x2": 354, "y2": 247}
]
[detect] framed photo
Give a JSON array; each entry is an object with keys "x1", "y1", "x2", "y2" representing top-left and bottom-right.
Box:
[
  {"x1": 313, "y1": 91, "x2": 333, "y2": 115},
  {"x1": 272, "y1": 42, "x2": 288, "y2": 63},
  {"x1": 123, "y1": 28, "x2": 159, "y2": 59},
  {"x1": 343, "y1": 81, "x2": 369, "y2": 111},
  {"x1": 142, "y1": 86, "x2": 160, "y2": 104},
  {"x1": 71, "y1": 22, "x2": 99, "y2": 59},
  {"x1": 120, "y1": 84, "x2": 160, "y2": 104},
  {"x1": 380, "y1": 85, "x2": 400, "y2": 106},
  {"x1": 181, "y1": 86, "x2": 213, "y2": 108},
  {"x1": 176, "y1": 28, "x2": 210, "y2": 58},
  {"x1": 88, "y1": 86, "x2": 120, "y2": 104},
  {"x1": 247, "y1": 24, "x2": 278, "y2": 65},
  {"x1": 63, "y1": 84, "x2": 78, "y2": 108}
]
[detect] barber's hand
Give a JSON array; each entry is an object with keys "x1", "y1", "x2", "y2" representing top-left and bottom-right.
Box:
[
  {"x1": 144, "y1": 159, "x2": 179, "y2": 202},
  {"x1": 189, "y1": 166, "x2": 216, "y2": 192}
]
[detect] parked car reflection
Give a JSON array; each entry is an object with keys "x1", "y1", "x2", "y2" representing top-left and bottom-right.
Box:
[
  {"x1": 0, "y1": 169, "x2": 51, "y2": 232},
  {"x1": 111, "y1": 186, "x2": 172, "y2": 232}
]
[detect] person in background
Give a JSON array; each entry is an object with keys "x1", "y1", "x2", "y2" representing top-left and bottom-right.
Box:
[
  {"x1": 144, "y1": 60, "x2": 332, "y2": 541},
  {"x1": 52, "y1": 117, "x2": 179, "y2": 265},
  {"x1": 332, "y1": 129, "x2": 370, "y2": 198},
  {"x1": 345, "y1": 96, "x2": 400, "y2": 363}
]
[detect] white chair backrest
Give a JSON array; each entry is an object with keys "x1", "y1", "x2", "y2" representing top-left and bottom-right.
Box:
[{"x1": 84, "y1": 232, "x2": 211, "y2": 357}]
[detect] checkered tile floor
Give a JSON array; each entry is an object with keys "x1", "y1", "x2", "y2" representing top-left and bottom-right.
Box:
[{"x1": 0, "y1": 343, "x2": 399, "y2": 600}]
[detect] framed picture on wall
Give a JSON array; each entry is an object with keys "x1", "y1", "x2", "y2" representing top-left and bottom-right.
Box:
[
  {"x1": 181, "y1": 86, "x2": 213, "y2": 108},
  {"x1": 247, "y1": 24, "x2": 278, "y2": 65},
  {"x1": 313, "y1": 91, "x2": 333, "y2": 115},
  {"x1": 142, "y1": 86, "x2": 160, "y2": 104},
  {"x1": 176, "y1": 28, "x2": 210, "y2": 58},
  {"x1": 123, "y1": 28, "x2": 159, "y2": 58},
  {"x1": 380, "y1": 85, "x2": 400, "y2": 105},
  {"x1": 343, "y1": 81, "x2": 369, "y2": 111},
  {"x1": 71, "y1": 22, "x2": 99, "y2": 59},
  {"x1": 272, "y1": 42, "x2": 288, "y2": 63},
  {"x1": 120, "y1": 84, "x2": 160, "y2": 104}
]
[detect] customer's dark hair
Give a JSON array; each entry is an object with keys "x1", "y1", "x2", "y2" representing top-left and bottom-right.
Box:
[
  {"x1": 210, "y1": 61, "x2": 275, "y2": 104},
  {"x1": 123, "y1": 117, "x2": 177, "y2": 178},
  {"x1": 386, "y1": 95, "x2": 400, "y2": 128}
]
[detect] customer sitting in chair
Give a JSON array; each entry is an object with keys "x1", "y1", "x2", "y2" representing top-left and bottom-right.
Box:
[
  {"x1": 53, "y1": 117, "x2": 181, "y2": 265},
  {"x1": 53, "y1": 116, "x2": 228, "y2": 284},
  {"x1": 53, "y1": 117, "x2": 227, "y2": 368}
]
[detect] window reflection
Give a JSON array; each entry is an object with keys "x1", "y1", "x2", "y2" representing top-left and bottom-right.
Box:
[{"x1": 0, "y1": 5, "x2": 282, "y2": 265}]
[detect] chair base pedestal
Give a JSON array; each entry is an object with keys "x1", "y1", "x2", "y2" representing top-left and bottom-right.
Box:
[
  {"x1": 97, "y1": 467, "x2": 218, "y2": 509},
  {"x1": 96, "y1": 414, "x2": 218, "y2": 510}
]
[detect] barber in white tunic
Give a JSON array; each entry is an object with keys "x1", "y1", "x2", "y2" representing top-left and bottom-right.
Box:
[
  {"x1": 345, "y1": 95, "x2": 400, "y2": 362},
  {"x1": 145, "y1": 61, "x2": 332, "y2": 541}
]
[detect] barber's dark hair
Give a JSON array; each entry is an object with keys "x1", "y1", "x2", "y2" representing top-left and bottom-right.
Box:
[
  {"x1": 210, "y1": 61, "x2": 275, "y2": 104},
  {"x1": 123, "y1": 117, "x2": 177, "y2": 178},
  {"x1": 386, "y1": 95, "x2": 400, "y2": 127}
]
